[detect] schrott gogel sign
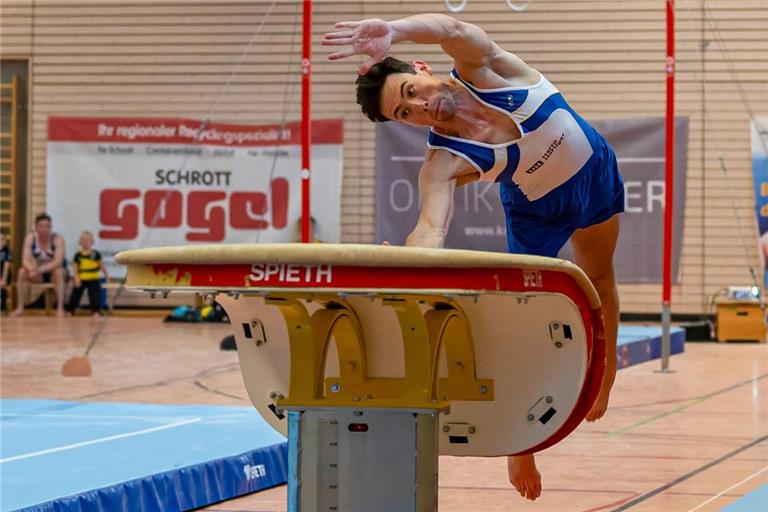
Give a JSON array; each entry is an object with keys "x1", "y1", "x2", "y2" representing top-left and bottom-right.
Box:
[{"x1": 46, "y1": 116, "x2": 343, "y2": 276}]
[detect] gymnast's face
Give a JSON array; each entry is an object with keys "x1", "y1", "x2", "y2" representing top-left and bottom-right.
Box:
[{"x1": 380, "y1": 61, "x2": 456, "y2": 126}]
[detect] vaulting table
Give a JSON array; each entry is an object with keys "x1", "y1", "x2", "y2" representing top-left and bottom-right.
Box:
[{"x1": 117, "y1": 243, "x2": 605, "y2": 512}]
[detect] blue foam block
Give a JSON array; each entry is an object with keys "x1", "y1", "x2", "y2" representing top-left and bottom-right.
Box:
[{"x1": 616, "y1": 326, "x2": 685, "y2": 369}]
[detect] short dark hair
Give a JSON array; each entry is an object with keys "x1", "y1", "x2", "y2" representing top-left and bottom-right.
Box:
[
  {"x1": 356, "y1": 57, "x2": 415, "y2": 122},
  {"x1": 34, "y1": 213, "x2": 52, "y2": 225}
]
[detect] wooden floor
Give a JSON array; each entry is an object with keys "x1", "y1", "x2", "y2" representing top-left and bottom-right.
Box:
[{"x1": 2, "y1": 315, "x2": 766, "y2": 512}]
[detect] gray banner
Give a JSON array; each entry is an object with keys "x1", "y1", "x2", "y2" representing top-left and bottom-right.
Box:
[
  {"x1": 375, "y1": 117, "x2": 689, "y2": 284},
  {"x1": 374, "y1": 123, "x2": 508, "y2": 252}
]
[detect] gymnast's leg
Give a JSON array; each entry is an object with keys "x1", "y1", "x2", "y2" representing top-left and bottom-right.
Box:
[
  {"x1": 508, "y1": 214, "x2": 620, "y2": 500},
  {"x1": 570, "y1": 214, "x2": 620, "y2": 421}
]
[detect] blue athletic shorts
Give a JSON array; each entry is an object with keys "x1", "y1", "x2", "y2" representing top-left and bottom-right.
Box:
[{"x1": 499, "y1": 136, "x2": 625, "y2": 257}]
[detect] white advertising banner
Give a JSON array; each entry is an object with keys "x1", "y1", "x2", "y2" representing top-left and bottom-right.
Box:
[{"x1": 46, "y1": 116, "x2": 343, "y2": 277}]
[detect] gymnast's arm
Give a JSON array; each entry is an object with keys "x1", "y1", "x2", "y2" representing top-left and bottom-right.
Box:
[
  {"x1": 388, "y1": 14, "x2": 502, "y2": 68},
  {"x1": 390, "y1": 14, "x2": 539, "y2": 85},
  {"x1": 405, "y1": 149, "x2": 477, "y2": 248},
  {"x1": 324, "y1": 13, "x2": 534, "y2": 79}
]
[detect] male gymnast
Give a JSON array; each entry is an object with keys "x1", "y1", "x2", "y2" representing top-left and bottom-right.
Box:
[{"x1": 324, "y1": 13, "x2": 624, "y2": 501}]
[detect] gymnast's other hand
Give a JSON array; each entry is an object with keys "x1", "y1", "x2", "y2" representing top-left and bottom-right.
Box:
[{"x1": 323, "y1": 18, "x2": 392, "y2": 75}]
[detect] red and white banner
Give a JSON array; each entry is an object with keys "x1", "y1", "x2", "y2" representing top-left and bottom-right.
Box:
[{"x1": 46, "y1": 116, "x2": 343, "y2": 276}]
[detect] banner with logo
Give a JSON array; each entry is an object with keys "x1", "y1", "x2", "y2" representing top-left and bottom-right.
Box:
[
  {"x1": 47, "y1": 116, "x2": 343, "y2": 277},
  {"x1": 751, "y1": 118, "x2": 768, "y2": 286},
  {"x1": 375, "y1": 117, "x2": 689, "y2": 284}
]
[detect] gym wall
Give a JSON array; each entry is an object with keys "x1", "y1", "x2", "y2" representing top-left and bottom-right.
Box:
[{"x1": 1, "y1": 0, "x2": 766, "y2": 314}]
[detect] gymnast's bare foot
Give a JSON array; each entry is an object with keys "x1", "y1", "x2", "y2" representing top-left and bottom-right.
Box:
[
  {"x1": 12, "y1": 308, "x2": 24, "y2": 317},
  {"x1": 507, "y1": 453, "x2": 541, "y2": 501},
  {"x1": 586, "y1": 360, "x2": 616, "y2": 422},
  {"x1": 586, "y1": 388, "x2": 610, "y2": 422}
]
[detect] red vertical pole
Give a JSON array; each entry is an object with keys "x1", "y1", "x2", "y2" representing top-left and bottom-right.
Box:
[
  {"x1": 301, "y1": 0, "x2": 312, "y2": 243},
  {"x1": 661, "y1": 0, "x2": 675, "y2": 371}
]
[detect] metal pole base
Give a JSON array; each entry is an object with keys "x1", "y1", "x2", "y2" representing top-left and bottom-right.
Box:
[{"x1": 657, "y1": 304, "x2": 675, "y2": 373}]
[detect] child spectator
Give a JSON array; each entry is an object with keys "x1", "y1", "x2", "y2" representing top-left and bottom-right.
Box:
[
  {"x1": 66, "y1": 231, "x2": 109, "y2": 316},
  {"x1": 0, "y1": 233, "x2": 11, "y2": 313}
]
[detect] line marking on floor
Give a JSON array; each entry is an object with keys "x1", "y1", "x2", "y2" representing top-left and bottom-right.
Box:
[
  {"x1": 0, "y1": 412, "x2": 254, "y2": 422},
  {"x1": 1, "y1": 413, "x2": 193, "y2": 421},
  {"x1": 685, "y1": 465, "x2": 768, "y2": 512},
  {"x1": 609, "y1": 373, "x2": 767, "y2": 437},
  {"x1": 0, "y1": 417, "x2": 202, "y2": 463},
  {"x1": 580, "y1": 493, "x2": 641, "y2": 512},
  {"x1": 608, "y1": 434, "x2": 768, "y2": 511}
]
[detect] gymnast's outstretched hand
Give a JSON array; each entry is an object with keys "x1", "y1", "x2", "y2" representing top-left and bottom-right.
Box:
[{"x1": 323, "y1": 18, "x2": 392, "y2": 74}]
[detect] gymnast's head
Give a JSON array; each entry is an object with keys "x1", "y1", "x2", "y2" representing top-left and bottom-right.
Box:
[{"x1": 356, "y1": 56, "x2": 455, "y2": 127}]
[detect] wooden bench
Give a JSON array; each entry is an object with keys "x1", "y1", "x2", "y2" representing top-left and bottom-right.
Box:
[
  {"x1": 102, "y1": 280, "x2": 124, "y2": 314},
  {"x1": 23, "y1": 280, "x2": 126, "y2": 315},
  {"x1": 27, "y1": 282, "x2": 58, "y2": 315}
]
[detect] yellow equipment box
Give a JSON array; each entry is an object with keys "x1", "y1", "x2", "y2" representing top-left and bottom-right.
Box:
[{"x1": 715, "y1": 301, "x2": 766, "y2": 343}]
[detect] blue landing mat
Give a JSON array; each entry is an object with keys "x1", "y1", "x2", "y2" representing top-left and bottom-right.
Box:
[
  {"x1": 1, "y1": 326, "x2": 683, "y2": 512},
  {"x1": 722, "y1": 483, "x2": 768, "y2": 511},
  {"x1": 616, "y1": 325, "x2": 685, "y2": 369},
  {"x1": 0, "y1": 399, "x2": 288, "y2": 512}
]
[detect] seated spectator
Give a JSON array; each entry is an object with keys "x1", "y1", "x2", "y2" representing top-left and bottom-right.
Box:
[
  {"x1": 13, "y1": 213, "x2": 67, "y2": 317},
  {"x1": 0, "y1": 232, "x2": 11, "y2": 313},
  {"x1": 66, "y1": 230, "x2": 109, "y2": 316}
]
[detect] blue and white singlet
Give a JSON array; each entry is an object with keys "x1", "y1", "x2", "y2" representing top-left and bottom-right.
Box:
[{"x1": 427, "y1": 69, "x2": 625, "y2": 257}]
